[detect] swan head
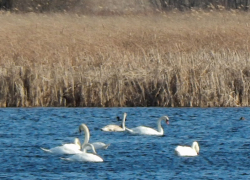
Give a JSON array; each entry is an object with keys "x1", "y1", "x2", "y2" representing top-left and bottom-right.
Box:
[
  {"x1": 161, "y1": 116, "x2": 169, "y2": 125},
  {"x1": 117, "y1": 113, "x2": 128, "y2": 121},
  {"x1": 124, "y1": 112, "x2": 127, "y2": 119},
  {"x1": 74, "y1": 138, "x2": 81, "y2": 147},
  {"x1": 192, "y1": 141, "x2": 199, "y2": 154},
  {"x1": 240, "y1": 117, "x2": 245, "y2": 120}
]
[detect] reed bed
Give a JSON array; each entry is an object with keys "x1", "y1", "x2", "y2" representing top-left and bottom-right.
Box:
[{"x1": 0, "y1": 11, "x2": 250, "y2": 107}]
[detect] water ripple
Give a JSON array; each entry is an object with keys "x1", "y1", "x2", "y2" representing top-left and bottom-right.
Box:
[{"x1": 0, "y1": 107, "x2": 250, "y2": 179}]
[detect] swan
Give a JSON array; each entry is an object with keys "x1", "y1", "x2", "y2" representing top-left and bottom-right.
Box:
[
  {"x1": 61, "y1": 143, "x2": 103, "y2": 162},
  {"x1": 79, "y1": 123, "x2": 110, "y2": 150},
  {"x1": 101, "y1": 113, "x2": 127, "y2": 132},
  {"x1": 125, "y1": 115, "x2": 169, "y2": 136},
  {"x1": 41, "y1": 138, "x2": 82, "y2": 154},
  {"x1": 175, "y1": 141, "x2": 200, "y2": 157}
]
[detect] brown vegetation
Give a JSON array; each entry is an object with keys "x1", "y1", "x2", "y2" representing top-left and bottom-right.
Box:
[
  {"x1": 2, "y1": 0, "x2": 250, "y2": 13},
  {"x1": 0, "y1": 10, "x2": 250, "y2": 107}
]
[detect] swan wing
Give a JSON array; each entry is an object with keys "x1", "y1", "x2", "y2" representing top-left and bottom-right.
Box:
[
  {"x1": 62, "y1": 143, "x2": 81, "y2": 150},
  {"x1": 41, "y1": 144, "x2": 81, "y2": 155},
  {"x1": 175, "y1": 146, "x2": 198, "y2": 156},
  {"x1": 62, "y1": 152, "x2": 103, "y2": 162},
  {"x1": 126, "y1": 126, "x2": 163, "y2": 136},
  {"x1": 92, "y1": 142, "x2": 110, "y2": 149},
  {"x1": 101, "y1": 125, "x2": 124, "y2": 132},
  {"x1": 83, "y1": 142, "x2": 110, "y2": 150}
]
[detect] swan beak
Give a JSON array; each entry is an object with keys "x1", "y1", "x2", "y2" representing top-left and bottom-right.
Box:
[{"x1": 166, "y1": 120, "x2": 169, "y2": 125}]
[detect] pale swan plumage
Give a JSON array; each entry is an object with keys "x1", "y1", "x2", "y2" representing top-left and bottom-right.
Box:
[
  {"x1": 125, "y1": 116, "x2": 169, "y2": 136},
  {"x1": 41, "y1": 138, "x2": 82, "y2": 155},
  {"x1": 79, "y1": 123, "x2": 110, "y2": 150},
  {"x1": 101, "y1": 113, "x2": 127, "y2": 132},
  {"x1": 61, "y1": 143, "x2": 103, "y2": 162},
  {"x1": 175, "y1": 141, "x2": 200, "y2": 157}
]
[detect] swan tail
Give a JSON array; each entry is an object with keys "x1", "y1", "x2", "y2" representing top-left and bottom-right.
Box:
[
  {"x1": 40, "y1": 147, "x2": 52, "y2": 153},
  {"x1": 60, "y1": 157, "x2": 71, "y2": 161},
  {"x1": 103, "y1": 144, "x2": 110, "y2": 149},
  {"x1": 101, "y1": 127, "x2": 110, "y2": 131}
]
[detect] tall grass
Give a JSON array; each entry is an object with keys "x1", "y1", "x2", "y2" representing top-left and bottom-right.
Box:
[{"x1": 0, "y1": 11, "x2": 250, "y2": 107}]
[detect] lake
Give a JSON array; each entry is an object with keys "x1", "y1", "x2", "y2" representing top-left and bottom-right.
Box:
[{"x1": 0, "y1": 107, "x2": 249, "y2": 179}]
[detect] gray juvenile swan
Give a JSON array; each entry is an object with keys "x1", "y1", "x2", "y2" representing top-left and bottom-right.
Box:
[{"x1": 101, "y1": 113, "x2": 127, "y2": 132}]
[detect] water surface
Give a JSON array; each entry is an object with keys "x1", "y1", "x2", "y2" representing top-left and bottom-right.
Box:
[{"x1": 0, "y1": 107, "x2": 249, "y2": 179}]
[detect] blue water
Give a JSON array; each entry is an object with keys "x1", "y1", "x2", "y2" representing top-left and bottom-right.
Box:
[{"x1": 0, "y1": 107, "x2": 250, "y2": 179}]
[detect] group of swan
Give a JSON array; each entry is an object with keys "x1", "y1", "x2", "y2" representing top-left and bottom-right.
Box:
[
  {"x1": 101, "y1": 113, "x2": 199, "y2": 156},
  {"x1": 41, "y1": 113, "x2": 199, "y2": 162},
  {"x1": 41, "y1": 123, "x2": 109, "y2": 162},
  {"x1": 60, "y1": 143, "x2": 104, "y2": 162}
]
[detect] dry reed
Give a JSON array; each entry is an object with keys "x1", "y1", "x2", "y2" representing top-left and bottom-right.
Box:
[{"x1": 0, "y1": 10, "x2": 250, "y2": 107}]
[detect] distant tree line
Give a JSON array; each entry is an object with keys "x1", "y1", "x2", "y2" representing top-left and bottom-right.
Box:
[
  {"x1": 0, "y1": 0, "x2": 12, "y2": 10},
  {"x1": 0, "y1": 0, "x2": 249, "y2": 12},
  {"x1": 159, "y1": 0, "x2": 249, "y2": 10}
]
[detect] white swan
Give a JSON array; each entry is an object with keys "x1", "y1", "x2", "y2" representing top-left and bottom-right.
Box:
[
  {"x1": 175, "y1": 141, "x2": 200, "y2": 157},
  {"x1": 125, "y1": 115, "x2": 169, "y2": 136},
  {"x1": 101, "y1": 113, "x2": 127, "y2": 132},
  {"x1": 61, "y1": 143, "x2": 103, "y2": 162},
  {"x1": 41, "y1": 138, "x2": 82, "y2": 155},
  {"x1": 79, "y1": 123, "x2": 110, "y2": 150}
]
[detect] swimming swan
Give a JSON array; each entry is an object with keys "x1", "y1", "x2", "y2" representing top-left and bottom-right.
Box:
[
  {"x1": 61, "y1": 143, "x2": 103, "y2": 162},
  {"x1": 79, "y1": 123, "x2": 110, "y2": 150},
  {"x1": 175, "y1": 141, "x2": 200, "y2": 157},
  {"x1": 41, "y1": 138, "x2": 82, "y2": 155},
  {"x1": 125, "y1": 116, "x2": 169, "y2": 136},
  {"x1": 101, "y1": 113, "x2": 127, "y2": 132}
]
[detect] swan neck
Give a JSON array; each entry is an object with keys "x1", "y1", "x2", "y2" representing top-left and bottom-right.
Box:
[
  {"x1": 90, "y1": 144, "x2": 97, "y2": 154},
  {"x1": 80, "y1": 124, "x2": 90, "y2": 144},
  {"x1": 157, "y1": 118, "x2": 163, "y2": 133},
  {"x1": 74, "y1": 138, "x2": 81, "y2": 147},
  {"x1": 192, "y1": 142, "x2": 199, "y2": 154},
  {"x1": 122, "y1": 113, "x2": 127, "y2": 130},
  {"x1": 82, "y1": 143, "x2": 97, "y2": 154}
]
